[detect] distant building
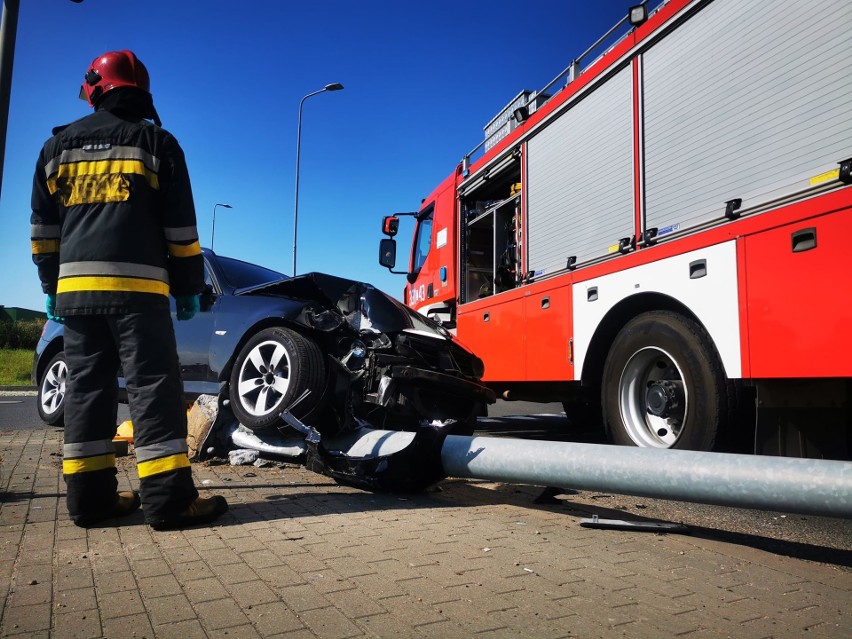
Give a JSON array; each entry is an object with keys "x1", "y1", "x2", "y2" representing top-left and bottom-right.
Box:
[{"x1": 0, "y1": 306, "x2": 46, "y2": 322}]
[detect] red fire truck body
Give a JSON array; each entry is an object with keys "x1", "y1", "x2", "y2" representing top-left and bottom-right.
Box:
[{"x1": 380, "y1": 0, "x2": 852, "y2": 458}]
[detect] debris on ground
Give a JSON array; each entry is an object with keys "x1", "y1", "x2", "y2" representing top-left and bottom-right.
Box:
[
  {"x1": 187, "y1": 394, "x2": 218, "y2": 459},
  {"x1": 228, "y1": 449, "x2": 260, "y2": 466},
  {"x1": 580, "y1": 514, "x2": 690, "y2": 534}
]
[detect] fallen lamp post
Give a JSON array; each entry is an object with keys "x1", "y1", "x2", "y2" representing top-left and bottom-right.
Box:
[{"x1": 199, "y1": 397, "x2": 852, "y2": 520}]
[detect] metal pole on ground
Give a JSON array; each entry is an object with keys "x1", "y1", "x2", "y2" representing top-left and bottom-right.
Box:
[{"x1": 440, "y1": 435, "x2": 852, "y2": 518}]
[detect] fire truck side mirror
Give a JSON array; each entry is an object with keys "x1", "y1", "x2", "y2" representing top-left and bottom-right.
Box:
[
  {"x1": 382, "y1": 216, "x2": 399, "y2": 237},
  {"x1": 379, "y1": 238, "x2": 397, "y2": 269}
]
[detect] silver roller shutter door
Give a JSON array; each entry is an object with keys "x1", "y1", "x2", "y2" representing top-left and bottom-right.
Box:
[
  {"x1": 643, "y1": 0, "x2": 852, "y2": 233},
  {"x1": 527, "y1": 65, "x2": 634, "y2": 277}
]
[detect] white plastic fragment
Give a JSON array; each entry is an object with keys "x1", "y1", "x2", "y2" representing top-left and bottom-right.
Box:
[{"x1": 228, "y1": 448, "x2": 260, "y2": 465}]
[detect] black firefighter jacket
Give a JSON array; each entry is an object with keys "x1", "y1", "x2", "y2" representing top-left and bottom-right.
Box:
[{"x1": 31, "y1": 104, "x2": 203, "y2": 316}]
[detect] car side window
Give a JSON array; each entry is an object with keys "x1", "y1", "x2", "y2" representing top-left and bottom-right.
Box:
[{"x1": 203, "y1": 261, "x2": 220, "y2": 294}]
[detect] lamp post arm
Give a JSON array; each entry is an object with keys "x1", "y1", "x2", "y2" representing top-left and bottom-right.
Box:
[
  {"x1": 293, "y1": 88, "x2": 330, "y2": 276},
  {"x1": 211, "y1": 203, "x2": 231, "y2": 251},
  {"x1": 292, "y1": 84, "x2": 343, "y2": 276}
]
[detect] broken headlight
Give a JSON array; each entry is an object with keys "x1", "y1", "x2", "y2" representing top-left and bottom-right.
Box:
[
  {"x1": 307, "y1": 308, "x2": 345, "y2": 331},
  {"x1": 341, "y1": 339, "x2": 368, "y2": 371}
]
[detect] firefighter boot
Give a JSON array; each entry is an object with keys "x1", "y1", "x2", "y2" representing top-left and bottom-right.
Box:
[
  {"x1": 72, "y1": 491, "x2": 142, "y2": 528},
  {"x1": 148, "y1": 495, "x2": 229, "y2": 531}
]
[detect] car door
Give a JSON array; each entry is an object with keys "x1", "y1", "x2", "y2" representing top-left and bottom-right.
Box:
[{"x1": 170, "y1": 260, "x2": 221, "y2": 396}]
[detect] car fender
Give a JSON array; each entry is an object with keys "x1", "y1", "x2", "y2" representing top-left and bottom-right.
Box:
[
  {"x1": 209, "y1": 294, "x2": 322, "y2": 381},
  {"x1": 32, "y1": 320, "x2": 65, "y2": 385}
]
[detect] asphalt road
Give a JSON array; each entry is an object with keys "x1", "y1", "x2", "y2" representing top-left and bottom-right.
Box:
[
  {"x1": 0, "y1": 390, "x2": 42, "y2": 429},
  {"x1": 0, "y1": 390, "x2": 129, "y2": 431},
  {"x1": 0, "y1": 392, "x2": 570, "y2": 434},
  {"x1": 2, "y1": 390, "x2": 850, "y2": 567}
]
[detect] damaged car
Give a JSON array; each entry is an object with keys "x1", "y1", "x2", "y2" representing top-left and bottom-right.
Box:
[{"x1": 33, "y1": 249, "x2": 495, "y2": 440}]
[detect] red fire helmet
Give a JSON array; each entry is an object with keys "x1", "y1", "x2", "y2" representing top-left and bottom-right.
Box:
[{"x1": 79, "y1": 50, "x2": 151, "y2": 106}]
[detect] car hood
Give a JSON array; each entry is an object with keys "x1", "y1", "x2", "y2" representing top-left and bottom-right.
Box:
[{"x1": 238, "y1": 272, "x2": 453, "y2": 339}]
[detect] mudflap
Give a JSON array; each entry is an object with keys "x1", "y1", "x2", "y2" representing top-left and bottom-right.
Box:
[{"x1": 304, "y1": 426, "x2": 449, "y2": 493}]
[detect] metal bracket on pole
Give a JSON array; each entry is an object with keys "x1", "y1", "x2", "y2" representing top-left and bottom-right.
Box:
[{"x1": 278, "y1": 389, "x2": 320, "y2": 443}]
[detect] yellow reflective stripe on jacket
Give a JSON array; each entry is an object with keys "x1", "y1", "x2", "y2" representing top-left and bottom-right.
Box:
[
  {"x1": 137, "y1": 453, "x2": 191, "y2": 478},
  {"x1": 167, "y1": 241, "x2": 202, "y2": 258},
  {"x1": 57, "y1": 276, "x2": 169, "y2": 296},
  {"x1": 32, "y1": 239, "x2": 59, "y2": 254},
  {"x1": 63, "y1": 453, "x2": 116, "y2": 475},
  {"x1": 46, "y1": 159, "x2": 160, "y2": 193}
]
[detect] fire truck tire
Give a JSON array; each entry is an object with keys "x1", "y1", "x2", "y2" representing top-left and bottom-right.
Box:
[
  {"x1": 229, "y1": 327, "x2": 326, "y2": 433},
  {"x1": 601, "y1": 311, "x2": 728, "y2": 451}
]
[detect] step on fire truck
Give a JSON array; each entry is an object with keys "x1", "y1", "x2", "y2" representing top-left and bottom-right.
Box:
[{"x1": 379, "y1": 0, "x2": 851, "y2": 459}]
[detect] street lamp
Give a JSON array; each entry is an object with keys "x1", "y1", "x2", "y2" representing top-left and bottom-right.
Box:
[
  {"x1": 0, "y1": 0, "x2": 84, "y2": 203},
  {"x1": 0, "y1": 0, "x2": 21, "y2": 204},
  {"x1": 211, "y1": 203, "x2": 232, "y2": 250},
  {"x1": 292, "y1": 82, "x2": 344, "y2": 275}
]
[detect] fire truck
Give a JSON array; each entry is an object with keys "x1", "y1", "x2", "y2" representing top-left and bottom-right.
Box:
[{"x1": 379, "y1": 0, "x2": 852, "y2": 459}]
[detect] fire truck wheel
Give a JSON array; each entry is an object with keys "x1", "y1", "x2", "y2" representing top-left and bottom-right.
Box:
[
  {"x1": 601, "y1": 311, "x2": 729, "y2": 451},
  {"x1": 229, "y1": 327, "x2": 326, "y2": 433}
]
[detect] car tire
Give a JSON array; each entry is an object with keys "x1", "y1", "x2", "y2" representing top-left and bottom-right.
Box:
[
  {"x1": 38, "y1": 352, "x2": 67, "y2": 427},
  {"x1": 228, "y1": 327, "x2": 326, "y2": 433},
  {"x1": 601, "y1": 311, "x2": 731, "y2": 451}
]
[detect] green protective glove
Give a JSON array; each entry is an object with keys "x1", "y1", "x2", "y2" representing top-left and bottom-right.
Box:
[
  {"x1": 175, "y1": 295, "x2": 200, "y2": 321},
  {"x1": 46, "y1": 294, "x2": 64, "y2": 324}
]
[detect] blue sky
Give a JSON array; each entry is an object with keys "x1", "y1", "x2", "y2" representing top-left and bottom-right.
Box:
[{"x1": 2, "y1": 0, "x2": 641, "y2": 311}]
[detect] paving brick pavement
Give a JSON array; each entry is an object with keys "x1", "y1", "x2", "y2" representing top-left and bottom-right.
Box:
[{"x1": 1, "y1": 428, "x2": 850, "y2": 638}]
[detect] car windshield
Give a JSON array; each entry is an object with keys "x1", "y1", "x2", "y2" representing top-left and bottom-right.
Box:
[{"x1": 217, "y1": 255, "x2": 286, "y2": 289}]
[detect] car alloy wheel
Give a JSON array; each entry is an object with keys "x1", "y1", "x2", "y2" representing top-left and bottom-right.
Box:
[
  {"x1": 228, "y1": 327, "x2": 326, "y2": 432},
  {"x1": 38, "y1": 352, "x2": 67, "y2": 426}
]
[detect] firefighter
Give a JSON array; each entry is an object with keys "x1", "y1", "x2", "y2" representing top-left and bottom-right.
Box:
[{"x1": 30, "y1": 50, "x2": 228, "y2": 530}]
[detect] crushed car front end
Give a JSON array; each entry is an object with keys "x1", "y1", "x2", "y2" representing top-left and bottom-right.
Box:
[{"x1": 236, "y1": 272, "x2": 495, "y2": 436}]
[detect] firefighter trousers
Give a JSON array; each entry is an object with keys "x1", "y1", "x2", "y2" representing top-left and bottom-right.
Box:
[{"x1": 62, "y1": 310, "x2": 198, "y2": 523}]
